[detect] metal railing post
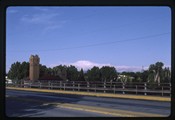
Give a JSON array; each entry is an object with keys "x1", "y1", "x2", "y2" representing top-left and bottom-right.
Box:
[
  {"x1": 87, "y1": 82, "x2": 89, "y2": 92},
  {"x1": 73, "y1": 81, "x2": 75, "y2": 91},
  {"x1": 95, "y1": 84, "x2": 96, "y2": 93},
  {"x1": 51, "y1": 83, "x2": 53, "y2": 89},
  {"x1": 104, "y1": 82, "x2": 106, "y2": 93},
  {"x1": 48, "y1": 81, "x2": 50, "y2": 89},
  {"x1": 64, "y1": 83, "x2": 65, "y2": 90},
  {"x1": 162, "y1": 86, "x2": 164, "y2": 96},
  {"x1": 30, "y1": 82, "x2": 31, "y2": 88},
  {"x1": 144, "y1": 83, "x2": 147, "y2": 95},
  {"x1": 114, "y1": 85, "x2": 115, "y2": 94},
  {"x1": 60, "y1": 81, "x2": 62, "y2": 90},
  {"x1": 122, "y1": 83, "x2": 125, "y2": 94},
  {"x1": 40, "y1": 82, "x2": 41, "y2": 88},
  {"x1": 78, "y1": 84, "x2": 80, "y2": 91},
  {"x1": 170, "y1": 83, "x2": 171, "y2": 97}
]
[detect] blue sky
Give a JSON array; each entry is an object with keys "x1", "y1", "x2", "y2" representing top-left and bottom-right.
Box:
[{"x1": 6, "y1": 6, "x2": 171, "y2": 72}]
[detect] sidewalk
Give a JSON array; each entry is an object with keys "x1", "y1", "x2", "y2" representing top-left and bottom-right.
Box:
[{"x1": 6, "y1": 87, "x2": 170, "y2": 102}]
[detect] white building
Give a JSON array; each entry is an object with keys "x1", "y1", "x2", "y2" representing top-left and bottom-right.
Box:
[{"x1": 6, "y1": 76, "x2": 12, "y2": 84}]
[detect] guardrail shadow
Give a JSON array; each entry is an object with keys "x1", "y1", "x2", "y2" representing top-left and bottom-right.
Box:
[{"x1": 5, "y1": 89, "x2": 84, "y2": 117}]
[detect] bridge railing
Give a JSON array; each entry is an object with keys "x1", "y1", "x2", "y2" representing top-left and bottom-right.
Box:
[{"x1": 7, "y1": 80, "x2": 171, "y2": 97}]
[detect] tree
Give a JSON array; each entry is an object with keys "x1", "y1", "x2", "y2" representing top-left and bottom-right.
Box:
[
  {"x1": 8, "y1": 62, "x2": 20, "y2": 80},
  {"x1": 135, "y1": 72, "x2": 143, "y2": 82},
  {"x1": 39, "y1": 64, "x2": 48, "y2": 78},
  {"x1": 7, "y1": 61, "x2": 29, "y2": 83},
  {"x1": 66, "y1": 65, "x2": 79, "y2": 81},
  {"x1": 47, "y1": 67, "x2": 54, "y2": 75},
  {"x1": 100, "y1": 66, "x2": 117, "y2": 82},
  {"x1": 162, "y1": 67, "x2": 171, "y2": 83},
  {"x1": 53, "y1": 65, "x2": 67, "y2": 80},
  {"x1": 147, "y1": 62, "x2": 164, "y2": 85},
  {"x1": 155, "y1": 62, "x2": 164, "y2": 84},
  {"x1": 140, "y1": 70, "x2": 149, "y2": 82},
  {"x1": 86, "y1": 66, "x2": 101, "y2": 81},
  {"x1": 78, "y1": 69, "x2": 85, "y2": 81},
  {"x1": 20, "y1": 61, "x2": 29, "y2": 79},
  {"x1": 120, "y1": 72, "x2": 137, "y2": 82}
]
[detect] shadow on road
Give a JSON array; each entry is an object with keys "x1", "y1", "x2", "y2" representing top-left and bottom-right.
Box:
[
  {"x1": 5, "y1": 92, "x2": 83, "y2": 117},
  {"x1": 6, "y1": 97, "x2": 53, "y2": 117}
]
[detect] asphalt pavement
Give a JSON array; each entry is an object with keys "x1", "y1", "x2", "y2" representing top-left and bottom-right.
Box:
[{"x1": 5, "y1": 89, "x2": 171, "y2": 117}]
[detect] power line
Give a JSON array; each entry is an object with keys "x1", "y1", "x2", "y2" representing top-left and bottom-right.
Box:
[
  {"x1": 53, "y1": 15, "x2": 169, "y2": 41},
  {"x1": 7, "y1": 32, "x2": 170, "y2": 53},
  {"x1": 59, "y1": 11, "x2": 169, "y2": 39}
]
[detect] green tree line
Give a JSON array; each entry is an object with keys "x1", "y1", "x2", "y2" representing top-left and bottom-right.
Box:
[{"x1": 7, "y1": 61, "x2": 171, "y2": 84}]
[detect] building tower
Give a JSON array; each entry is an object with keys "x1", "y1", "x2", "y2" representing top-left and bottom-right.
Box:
[{"x1": 29, "y1": 55, "x2": 40, "y2": 80}]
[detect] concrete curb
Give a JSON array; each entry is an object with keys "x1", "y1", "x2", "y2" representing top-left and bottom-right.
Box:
[{"x1": 6, "y1": 87, "x2": 170, "y2": 102}]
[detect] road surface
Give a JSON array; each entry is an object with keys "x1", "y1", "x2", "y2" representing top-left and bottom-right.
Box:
[{"x1": 6, "y1": 89, "x2": 170, "y2": 117}]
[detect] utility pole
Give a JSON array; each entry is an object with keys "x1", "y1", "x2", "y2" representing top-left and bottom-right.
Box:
[{"x1": 142, "y1": 66, "x2": 144, "y2": 72}]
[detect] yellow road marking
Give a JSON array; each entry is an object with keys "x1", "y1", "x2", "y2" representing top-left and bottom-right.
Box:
[
  {"x1": 7, "y1": 96, "x2": 164, "y2": 117},
  {"x1": 57, "y1": 105, "x2": 134, "y2": 117},
  {"x1": 57, "y1": 103, "x2": 164, "y2": 117},
  {"x1": 6, "y1": 87, "x2": 171, "y2": 102}
]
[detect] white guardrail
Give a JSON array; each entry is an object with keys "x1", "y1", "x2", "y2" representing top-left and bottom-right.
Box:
[{"x1": 6, "y1": 80, "x2": 171, "y2": 97}]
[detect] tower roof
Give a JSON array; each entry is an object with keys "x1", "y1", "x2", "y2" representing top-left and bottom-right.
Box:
[{"x1": 30, "y1": 54, "x2": 40, "y2": 59}]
